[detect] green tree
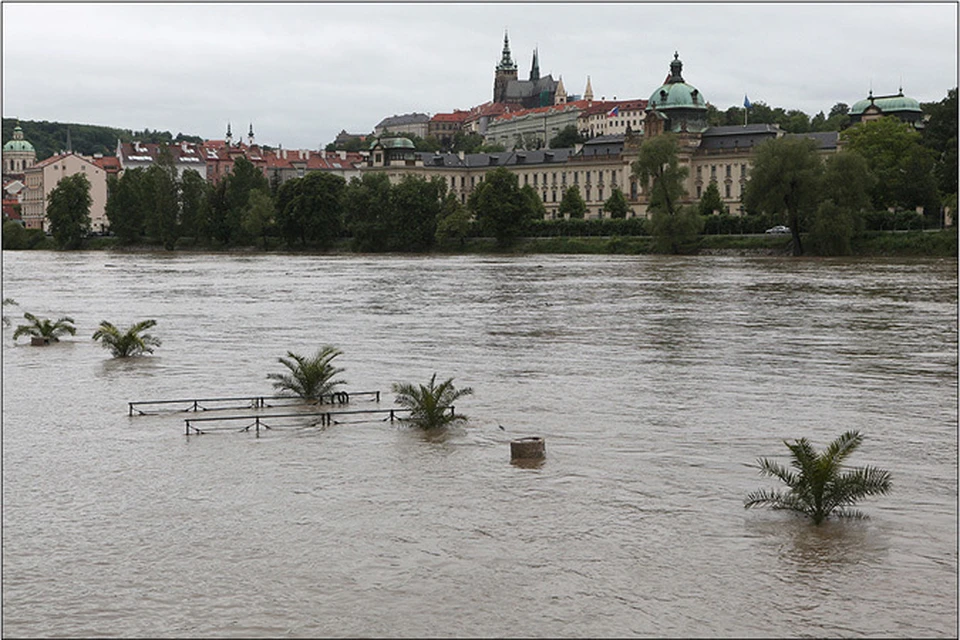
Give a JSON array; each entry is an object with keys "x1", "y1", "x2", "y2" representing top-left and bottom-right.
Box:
[
  {"x1": 436, "y1": 192, "x2": 472, "y2": 246},
  {"x1": 558, "y1": 185, "x2": 587, "y2": 219},
  {"x1": 810, "y1": 151, "x2": 874, "y2": 255},
  {"x1": 2, "y1": 221, "x2": 27, "y2": 250},
  {"x1": 922, "y1": 88, "x2": 958, "y2": 197},
  {"x1": 602, "y1": 187, "x2": 630, "y2": 219},
  {"x1": 46, "y1": 173, "x2": 92, "y2": 249},
  {"x1": 342, "y1": 172, "x2": 395, "y2": 252},
  {"x1": 300, "y1": 171, "x2": 346, "y2": 248},
  {"x1": 698, "y1": 180, "x2": 727, "y2": 216},
  {"x1": 549, "y1": 124, "x2": 585, "y2": 149},
  {"x1": 469, "y1": 166, "x2": 529, "y2": 247},
  {"x1": 742, "y1": 136, "x2": 823, "y2": 255},
  {"x1": 242, "y1": 188, "x2": 275, "y2": 250},
  {"x1": 143, "y1": 145, "x2": 180, "y2": 250},
  {"x1": 632, "y1": 134, "x2": 701, "y2": 253},
  {"x1": 12, "y1": 312, "x2": 76, "y2": 343},
  {"x1": 391, "y1": 373, "x2": 474, "y2": 430},
  {"x1": 451, "y1": 131, "x2": 486, "y2": 154},
  {"x1": 92, "y1": 319, "x2": 161, "y2": 358},
  {"x1": 745, "y1": 430, "x2": 892, "y2": 525},
  {"x1": 632, "y1": 134, "x2": 687, "y2": 216},
  {"x1": 179, "y1": 168, "x2": 210, "y2": 241},
  {"x1": 841, "y1": 116, "x2": 939, "y2": 214},
  {"x1": 267, "y1": 347, "x2": 346, "y2": 402},
  {"x1": 225, "y1": 156, "x2": 270, "y2": 243},
  {"x1": 390, "y1": 174, "x2": 445, "y2": 251},
  {"x1": 207, "y1": 178, "x2": 232, "y2": 245},
  {"x1": 105, "y1": 168, "x2": 146, "y2": 244},
  {"x1": 520, "y1": 183, "x2": 546, "y2": 220}
]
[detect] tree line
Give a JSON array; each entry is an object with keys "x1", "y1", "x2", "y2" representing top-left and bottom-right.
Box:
[{"x1": 1, "y1": 118, "x2": 204, "y2": 161}]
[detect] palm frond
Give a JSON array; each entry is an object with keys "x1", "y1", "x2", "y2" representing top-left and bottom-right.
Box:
[
  {"x1": 391, "y1": 373, "x2": 473, "y2": 430},
  {"x1": 745, "y1": 430, "x2": 891, "y2": 525}
]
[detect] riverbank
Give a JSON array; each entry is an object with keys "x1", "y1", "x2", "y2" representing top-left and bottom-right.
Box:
[{"x1": 19, "y1": 228, "x2": 959, "y2": 257}]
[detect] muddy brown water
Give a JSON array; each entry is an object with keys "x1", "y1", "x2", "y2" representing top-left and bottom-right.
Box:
[{"x1": 2, "y1": 251, "x2": 956, "y2": 637}]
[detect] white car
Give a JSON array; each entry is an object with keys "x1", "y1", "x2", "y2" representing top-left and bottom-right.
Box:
[{"x1": 765, "y1": 225, "x2": 791, "y2": 234}]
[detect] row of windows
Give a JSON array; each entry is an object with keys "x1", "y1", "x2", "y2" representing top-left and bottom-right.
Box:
[
  {"x1": 521, "y1": 169, "x2": 623, "y2": 187},
  {"x1": 696, "y1": 182, "x2": 736, "y2": 199},
  {"x1": 696, "y1": 163, "x2": 748, "y2": 179}
]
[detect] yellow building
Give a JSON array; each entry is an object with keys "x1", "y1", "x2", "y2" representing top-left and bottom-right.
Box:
[{"x1": 21, "y1": 153, "x2": 109, "y2": 233}]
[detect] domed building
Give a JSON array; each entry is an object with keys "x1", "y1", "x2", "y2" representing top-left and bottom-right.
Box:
[
  {"x1": 367, "y1": 137, "x2": 417, "y2": 168},
  {"x1": 849, "y1": 88, "x2": 925, "y2": 129},
  {"x1": 3, "y1": 123, "x2": 37, "y2": 175},
  {"x1": 643, "y1": 53, "x2": 709, "y2": 137}
]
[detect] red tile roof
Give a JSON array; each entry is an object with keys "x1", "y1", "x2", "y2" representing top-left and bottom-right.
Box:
[{"x1": 431, "y1": 110, "x2": 471, "y2": 123}]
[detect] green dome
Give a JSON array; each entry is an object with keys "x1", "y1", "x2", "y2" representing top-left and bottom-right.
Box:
[
  {"x1": 850, "y1": 91, "x2": 922, "y2": 115},
  {"x1": 647, "y1": 82, "x2": 707, "y2": 110},
  {"x1": 381, "y1": 137, "x2": 415, "y2": 150},
  {"x1": 646, "y1": 53, "x2": 707, "y2": 111},
  {"x1": 369, "y1": 136, "x2": 416, "y2": 150},
  {"x1": 3, "y1": 126, "x2": 35, "y2": 152}
]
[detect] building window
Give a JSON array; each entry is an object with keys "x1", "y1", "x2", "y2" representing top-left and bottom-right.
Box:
[
  {"x1": 630, "y1": 180, "x2": 637, "y2": 199},
  {"x1": 598, "y1": 187, "x2": 604, "y2": 201},
  {"x1": 726, "y1": 164, "x2": 731, "y2": 177},
  {"x1": 551, "y1": 191, "x2": 557, "y2": 203},
  {"x1": 711, "y1": 165, "x2": 716, "y2": 178},
  {"x1": 741, "y1": 164, "x2": 747, "y2": 176},
  {"x1": 725, "y1": 183, "x2": 731, "y2": 198},
  {"x1": 471, "y1": 176, "x2": 475, "y2": 187},
  {"x1": 533, "y1": 174, "x2": 538, "y2": 186},
  {"x1": 524, "y1": 174, "x2": 529, "y2": 185},
  {"x1": 574, "y1": 172, "x2": 578, "y2": 185},
  {"x1": 697, "y1": 185, "x2": 702, "y2": 198}
]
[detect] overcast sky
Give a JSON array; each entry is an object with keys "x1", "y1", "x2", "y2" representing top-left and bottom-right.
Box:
[{"x1": 3, "y1": 2, "x2": 957, "y2": 150}]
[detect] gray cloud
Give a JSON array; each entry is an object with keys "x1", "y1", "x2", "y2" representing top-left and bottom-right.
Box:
[{"x1": 3, "y1": 2, "x2": 956, "y2": 149}]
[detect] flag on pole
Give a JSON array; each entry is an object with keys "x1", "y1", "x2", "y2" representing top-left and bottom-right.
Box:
[
  {"x1": 606, "y1": 105, "x2": 619, "y2": 118},
  {"x1": 743, "y1": 95, "x2": 752, "y2": 109}
]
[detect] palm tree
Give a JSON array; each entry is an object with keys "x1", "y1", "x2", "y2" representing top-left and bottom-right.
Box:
[
  {"x1": 3, "y1": 298, "x2": 18, "y2": 327},
  {"x1": 13, "y1": 312, "x2": 76, "y2": 343},
  {"x1": 391, "y1": 373, "x2": 474, "y2": 430},
  {"x1": 92, "y1": 319, "x2": 161, "y2": 357},
  {"x1": 267, "y1": 347, "x2": 346, "y2": 402},
  {"x1": 745, "y1": 430, "x2": 892, "y2": 525}
]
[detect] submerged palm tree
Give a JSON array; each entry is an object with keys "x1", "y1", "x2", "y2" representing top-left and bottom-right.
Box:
[
  {"x1": 12, "y1": 312, "x2": 76, "y2": 343},
  {"x1": 92, "y1": 319, "x2": 162, "y2": 357},
  {"x1": 391, "y1": 373, "x2": 474, "y2": 430},
  {"x1": 745, "y1": 430, "x2": 891, "y2": 525},
  {"x1": 3, "y1": 298, "x2": 18, "y2": 326},
  {"x1": 267, "y1": 347, "x2": 346, "y2": 402}
]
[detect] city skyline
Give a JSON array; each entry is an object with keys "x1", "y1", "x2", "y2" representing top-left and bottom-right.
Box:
[{"x1": 2, "y1": 2, "x2": 957, "y2": 150}]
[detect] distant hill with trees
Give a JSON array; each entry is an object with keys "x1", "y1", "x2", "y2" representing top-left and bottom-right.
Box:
[{"x1": 1, "y1": 118, "x2": 203, "y2": 162}]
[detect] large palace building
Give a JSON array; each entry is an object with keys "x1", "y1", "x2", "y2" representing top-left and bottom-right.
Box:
[{"x1": 363, "y1": 52, "x2": 839, "y2": 219}]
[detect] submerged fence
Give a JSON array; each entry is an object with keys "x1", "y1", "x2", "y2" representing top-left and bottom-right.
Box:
[{"x1": 128, "y1": 391, "x2": 381, "y2": 416}]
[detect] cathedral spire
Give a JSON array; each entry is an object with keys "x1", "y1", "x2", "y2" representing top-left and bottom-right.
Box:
[
  {"x1": 530, "y1": 46, "x2": 540, "y2": 82},
  {"x1": 248, "y1": 123, "x2": 255, "y2": 146},
  {"x1": 584, "y1": 75, "x2": 594, "y2": 102},
  {"x1": 497, "y1": 29, "x2": 516, "y2": 71},
  {"x1": 226, "y1": 122, "x2": 233, "y2": 146}
]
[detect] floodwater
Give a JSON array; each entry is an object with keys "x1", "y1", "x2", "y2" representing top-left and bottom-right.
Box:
[{"x1": 2, "y1": 251, "x2": 957, "y2": 638}]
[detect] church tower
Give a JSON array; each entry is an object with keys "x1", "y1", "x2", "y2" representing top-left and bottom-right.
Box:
[
  {"x1": 584, "y1": 76, "x2": 594, "y2": 102},
  {"x1": 554, "y1": 76, "x2": 567, "y2": 105},
  {"x1": 493, "y1": 30, "x2": 518, "y2": 103},
  {"x1": 529, "y1": 47, "x2": 540, "y2": 82}
]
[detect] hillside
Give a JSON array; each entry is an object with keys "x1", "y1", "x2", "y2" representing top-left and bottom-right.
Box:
[{"x1": 1, "y1": 118, "x2": 203, "y2": 161}]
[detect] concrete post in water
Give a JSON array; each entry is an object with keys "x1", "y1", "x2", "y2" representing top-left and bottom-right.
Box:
[{"x1": 510, "y1": 436, "x2": 545, "y2": 460}]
